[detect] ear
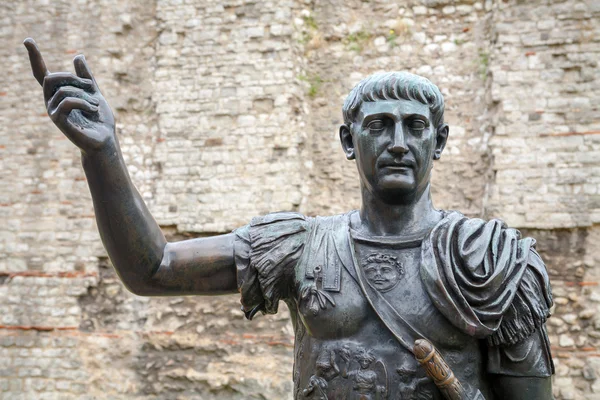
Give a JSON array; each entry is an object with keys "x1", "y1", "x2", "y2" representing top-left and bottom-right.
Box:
[
  {"x1": 339, "y1": 124, "x2": 355, "y2": 160},
  {"x1": 433, "y1": 124, "x2": 449, "y2": 160}
]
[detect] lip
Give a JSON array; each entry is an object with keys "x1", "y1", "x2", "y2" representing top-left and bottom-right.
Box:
[
  {"x1": 378, "y1": 159, "x2": 415, "y2": 169},
  {"x1": 379, "y1": 164, "x2": 414, "y2": 172}
]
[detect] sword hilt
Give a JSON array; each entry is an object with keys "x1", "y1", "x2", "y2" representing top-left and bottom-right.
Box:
[{"x1": 414, "y1": 339, "x2": 466, "y2": 400}]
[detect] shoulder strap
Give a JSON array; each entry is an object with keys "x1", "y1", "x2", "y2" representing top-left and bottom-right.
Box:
[
  {"x1": 302, "y1": 213, "x2": 360, "y2": 292},
  {"x1": 346, "y1": 226, "x2": 426, "y2": 354}
]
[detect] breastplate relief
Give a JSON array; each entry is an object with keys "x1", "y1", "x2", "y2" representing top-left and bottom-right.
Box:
[
  {"x1": 301, "y1": 265, "x2": 336, "y2": 316},
  {"x1": 300, "y1": 340, "x2": 440, "y2": 400},
  {"x1": 301, "y1": 342, "x2": 390, "y2": 400},
  {"x1": 360, "y1": 253, "x2": 405, "y2": 292}
]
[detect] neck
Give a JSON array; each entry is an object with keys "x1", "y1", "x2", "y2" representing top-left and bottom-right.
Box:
[{"x1": 357, "y1": 183, "x2": 441, "y2": 237}]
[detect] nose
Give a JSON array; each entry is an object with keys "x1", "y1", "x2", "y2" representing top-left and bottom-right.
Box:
[{"x1": 388, "y1": 122, "x2": 408, "y2": 154}]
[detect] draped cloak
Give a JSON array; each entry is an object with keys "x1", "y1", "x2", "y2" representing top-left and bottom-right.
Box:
[{"x1": 420, "y1": 211, "x2": 553, "y2": 347}]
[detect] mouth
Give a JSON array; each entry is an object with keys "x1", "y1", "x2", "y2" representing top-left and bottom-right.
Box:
[
  {"x1": 379, "y1": 163, "x2": 414, "y2": 172},
  {"x1": 378, "y1": 158, "x2": 415, "y2": 170},
  {"x1": 382, "y1": 165, "x2": 412, "y2": 171}
]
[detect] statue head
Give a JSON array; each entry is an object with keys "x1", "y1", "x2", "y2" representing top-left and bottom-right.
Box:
[
  {"x1": 362, "y1": 253, "x2": 404, "y2": 292},
  {"x1": 339, "y1": 72, "x2": 449, "y2": 204},
  {"x1": 355, "y1": 347, "x2": 376, "y2": 369}
]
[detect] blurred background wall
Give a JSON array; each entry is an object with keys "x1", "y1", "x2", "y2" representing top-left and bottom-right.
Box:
[{"x1": 0, "y1": 0, "x2": 599, "y2": 399}]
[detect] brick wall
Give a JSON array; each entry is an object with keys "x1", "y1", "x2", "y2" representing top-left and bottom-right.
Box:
[{"x1": 1, "y1": 0, "x2": 599, "y2": 399}]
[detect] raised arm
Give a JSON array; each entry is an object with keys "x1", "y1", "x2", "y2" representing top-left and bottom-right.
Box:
[{"x1": 24, "y1": 39, "x2": 237, "y2": 296}]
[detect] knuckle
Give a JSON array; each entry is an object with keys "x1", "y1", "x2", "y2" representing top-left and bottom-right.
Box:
[
  {"x1": 56, "y1": 98, "x2": 72, "y2": 110},
  {"x1": 55, "y1": 87, "x2": 69, "y2": 97},
  {"x1": 63, "y1": 86, "x2": 81, "y2": 95},
  {"x1": 52, "y1": 87, "x2": 84, "y2": 103}
]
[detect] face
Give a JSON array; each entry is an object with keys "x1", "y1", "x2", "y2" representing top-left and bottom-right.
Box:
[
  {"x1": 364, "y1": 262, "x2": 400, "y2": 292},
  {"x1": 357, "y1": 357, "x2": 373, "y2": 369},
  {"x1": 340, "y1": 99, "x2": 447, "y2": 204}
]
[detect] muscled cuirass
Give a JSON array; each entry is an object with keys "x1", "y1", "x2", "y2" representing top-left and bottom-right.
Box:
[
  {"x1": 289, "y1": 225, "x2": 491, "y2": 400},
  {"x1": 234, "y1": 211, "x2": 553, "y2": 400}
]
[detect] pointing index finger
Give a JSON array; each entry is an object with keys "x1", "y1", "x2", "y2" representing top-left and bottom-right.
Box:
[{"x1": 23, "y1": 38, "x2": 49, "y2": 86}]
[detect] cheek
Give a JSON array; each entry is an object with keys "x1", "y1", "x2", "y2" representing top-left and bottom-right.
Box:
[
  {"x1": 412, "y1": 138, "x2": 436, "y2": 166},
  {"x1": 382, "y1": 270, "x2": 394, "y2": 278},
  {"x1": 357, "y1": 132, "x2": 382, "y2": 165},
  {"x1": 411, "y1": 130, "x2": 435, "y2": 151}
]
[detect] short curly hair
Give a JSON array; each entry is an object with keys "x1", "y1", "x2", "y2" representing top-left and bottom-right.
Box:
[
  {"x1": 363, "y1": 253, "x2": 404, "y2": 275},
  {"x1": 342, "y1": 71, "x2": 445, "y2": 130},
  {"x1": 355, "y1": 347, "x2": 375, "y2": 363}
]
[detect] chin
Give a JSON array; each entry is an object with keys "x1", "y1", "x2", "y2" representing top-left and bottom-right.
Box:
[
  {"x1": 379, "y1": 175, "x2": 416, "y2": 192},
  {"x1": 373, "y1": 185, "x2": 419, "y2": 205}
]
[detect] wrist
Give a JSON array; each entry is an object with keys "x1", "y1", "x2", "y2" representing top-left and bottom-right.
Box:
[{"x1": 81, "y1": 134, "x2": 122, "y2": 166}]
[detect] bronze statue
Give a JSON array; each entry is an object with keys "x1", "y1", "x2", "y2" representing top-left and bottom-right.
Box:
[{"x1": 24, "y1": 38, "x2": 554, "y2": 399}]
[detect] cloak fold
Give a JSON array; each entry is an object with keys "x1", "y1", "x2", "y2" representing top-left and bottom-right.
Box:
[
  {"x1": 421, "y1": 212, "x2": 553, "y2": 346},
  {"x1": 234, "y1": 212, "x2": 308, "y2": 319}
]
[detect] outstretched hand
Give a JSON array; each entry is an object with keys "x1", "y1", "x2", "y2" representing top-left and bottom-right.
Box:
[{"x1": 24, "y1": 38, "x2": 116, "y2": 152}]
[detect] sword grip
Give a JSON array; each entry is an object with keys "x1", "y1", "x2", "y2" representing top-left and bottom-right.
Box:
[{"x1": 414, "y1": 339, "x2": 466, "y2": 400}]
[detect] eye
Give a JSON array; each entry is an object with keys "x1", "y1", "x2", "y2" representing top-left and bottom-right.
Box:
[
  {"x1": 407, "y1": 119, "x2": 427, "y2": 131},
  {"x1": 367, "y1": 119, "x2": 386, "y2": 132}
]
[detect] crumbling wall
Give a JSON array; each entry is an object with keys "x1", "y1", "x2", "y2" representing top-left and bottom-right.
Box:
[
  {"x1": 485, "y1": 2, "x2": 600, "y2": 398},
  {"x1": 299, "y1": 0, "x2": 493, "y2": 217},
  {"x1": 1, "y1": 0, "x2": 599, "y2": 399}
]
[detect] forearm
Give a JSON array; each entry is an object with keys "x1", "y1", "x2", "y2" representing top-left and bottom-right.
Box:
[{"x1": 82, "y1": 137, "x2": 166, "y2": 294}]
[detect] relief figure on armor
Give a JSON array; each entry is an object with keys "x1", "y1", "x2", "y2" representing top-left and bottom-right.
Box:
[
  {"x1": 361, "y1": 254, "x2": 405, "y2": 292},
  {"x1": 24, "y1": 37, "x2": 555, "y2": 399},
  {"x1": 302, "y1": 347, "x2": 340, "y2": 399},
  {"x1": 395, "y1": 359, "x2": 435, "y2": 400},
  {"x1": 339, "y1": 347, "x2": 388, "y2": 400}
]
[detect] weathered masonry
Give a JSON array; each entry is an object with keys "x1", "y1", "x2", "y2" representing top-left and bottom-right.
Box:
[{"x1": 0, "y1": 0, "x2": 599, "y2": 399}]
